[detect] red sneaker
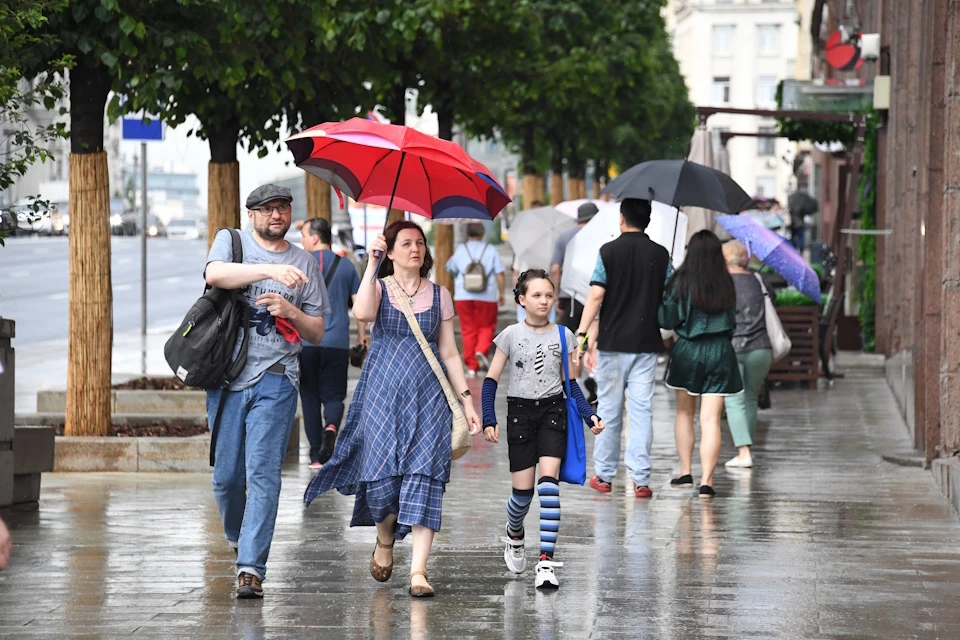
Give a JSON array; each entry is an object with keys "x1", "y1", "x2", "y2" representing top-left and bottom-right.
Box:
[
  {"x1": 589, "y1": 475, "x2": 612, "y2": 493},
  {"x1": 634, "y1": 485, "x2": 653, "y2": 499}
]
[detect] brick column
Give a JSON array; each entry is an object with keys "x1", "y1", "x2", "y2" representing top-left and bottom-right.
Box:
[
  {"x1": 0, "y1": 318, "x2": 14, "y2": 508},
  {"x1": 938, "y1": 0, "x2": 960, "y2": 458}
]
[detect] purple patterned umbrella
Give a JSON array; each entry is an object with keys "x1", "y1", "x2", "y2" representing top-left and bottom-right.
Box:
[{"x1": 717, "y1": 215, "x2": 822, "y2": 303}]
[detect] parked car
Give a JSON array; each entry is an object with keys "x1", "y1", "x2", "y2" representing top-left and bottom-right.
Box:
[
  {"x1": 0, "y1": 210, "x2": 16, "y2": 237},
  {"x1": 166, "y1": 218, "x2": 203, "y2": 240},
  {"x1": 10, "y1": 202, "x2": 54, "y2": 236}
]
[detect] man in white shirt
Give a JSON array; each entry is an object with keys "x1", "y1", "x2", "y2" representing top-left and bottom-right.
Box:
[{"x1": 446, "y1": 223, "x2": 506, "y2": 376}]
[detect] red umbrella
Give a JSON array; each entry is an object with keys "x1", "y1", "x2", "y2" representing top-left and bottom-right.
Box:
[{"x1": 285, "y1": 118, "x2": 510, "y2": 221}]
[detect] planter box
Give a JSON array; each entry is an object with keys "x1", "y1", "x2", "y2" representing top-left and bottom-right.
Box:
[
  {"x1": 768, "y1": 305, "x2": 821, "y2": 386},
  {"x1": 37, "y1": 390, "x2": 207, "y2": 415},
  {"x1": 16, "y1": 413, "x2": 301, "y2": 472}
]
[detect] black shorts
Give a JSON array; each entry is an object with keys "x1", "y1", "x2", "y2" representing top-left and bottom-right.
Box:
[{"x1": 506, "y1": 394, "x2": 567, "y2": 472}]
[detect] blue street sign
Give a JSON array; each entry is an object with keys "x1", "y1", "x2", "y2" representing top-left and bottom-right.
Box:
[{"x1": 122, "y1": 117, "x2": 164, "y2": 141}]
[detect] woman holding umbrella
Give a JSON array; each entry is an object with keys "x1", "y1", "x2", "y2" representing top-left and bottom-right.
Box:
[
  {"x1": 658, "y1": 230, "x2": 743, "y2": 498},
  {"x1": 304, "y1": 220, "x2": 482, "y2": 598},
  {"x1": 721, "y1": 241, "x2": 773, "y2": 469}
]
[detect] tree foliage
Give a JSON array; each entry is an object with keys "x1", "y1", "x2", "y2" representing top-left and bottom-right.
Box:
[{"x1": 0, "y1": 0, "x2": 73, "y2": 243}]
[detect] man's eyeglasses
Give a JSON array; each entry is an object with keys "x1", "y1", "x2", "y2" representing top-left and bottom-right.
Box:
[{"x1": 253, "y1": 203, "x2": 292, "y2": 216}]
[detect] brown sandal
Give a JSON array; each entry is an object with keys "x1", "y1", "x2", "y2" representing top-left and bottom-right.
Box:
[
  {"x1": 370, "y1": 537, "x2": 395, "y2": 582},
  {"x1": 409, "y1": 570, "x2": 435, "y2": 598}
]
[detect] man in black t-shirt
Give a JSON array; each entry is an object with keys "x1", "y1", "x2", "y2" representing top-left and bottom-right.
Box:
[{"x1": 575, "y1": 199, "x2": 669, "y2": 499}]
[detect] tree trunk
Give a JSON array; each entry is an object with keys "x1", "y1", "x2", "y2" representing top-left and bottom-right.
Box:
[
  {"x1": 434, "y1": 223, "x2": 454, "y2": 293},
  {"x1": 65, "y1": 58, "x2": 113, "y2": 437},
  {"x1": 386, "y1": 208, "x2": 406, "y2": 227},
  {"x1": 66, "y1": 152, "x2": 112, "y2": 436},
  {"x1": 536, "y1": 175, "x2": 545, "y2": 204},
  {"x1": 305, "y1": 173, "x2": 332, "y2": 221},
  {"x1": 550, "y1": 172, "x2": 564, "y2": 206},
  {"x1": 592, "y1": 179, "x2": 601, "y2": 199},
  {"x1": 522, "y1": 168, "x2": 539, "y2": 210},
  {"x1": 206, "y1": 129, "x2": 240, "y2": 248}
]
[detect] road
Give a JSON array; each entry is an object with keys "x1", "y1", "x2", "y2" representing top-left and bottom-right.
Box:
[{"x1": 0, "y1": 235, "x2": 210, "y2": 346}]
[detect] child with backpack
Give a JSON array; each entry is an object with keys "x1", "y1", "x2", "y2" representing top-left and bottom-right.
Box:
[{"x1": 480, "y1": 269, "x2": 605, "y2": 588}]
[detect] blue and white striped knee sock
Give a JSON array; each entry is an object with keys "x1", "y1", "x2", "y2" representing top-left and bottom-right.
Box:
[
  {"x1": 506, "y1": 487, "x2": 534, "y2": 537},
  {"x1": 537, "y1": 476, "x2": 561, "y2": 559}
]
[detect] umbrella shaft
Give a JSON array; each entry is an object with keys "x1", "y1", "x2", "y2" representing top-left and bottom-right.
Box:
[{"x1": 371, "y1": 151, "x2": 408, "y2": 283}]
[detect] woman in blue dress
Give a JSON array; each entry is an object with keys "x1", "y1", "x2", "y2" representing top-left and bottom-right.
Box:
[{"x1": 304, "y1": 220, "x2": 481, "y2": 598}]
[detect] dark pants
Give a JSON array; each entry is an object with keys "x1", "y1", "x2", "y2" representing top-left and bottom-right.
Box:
[{"x1": 299, "y1": 346, "x2": 349, "y2": 463}]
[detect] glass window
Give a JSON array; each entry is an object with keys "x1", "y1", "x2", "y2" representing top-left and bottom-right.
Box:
[
  {"x1": 758, "y1": 127, "x2": 777, "y2": 156},
  {"x1": 756, "y1": 76, "x2": 778, "y2": 107},
  {"x1": 758, "y1": 25, "x2": 780, "y2": 56},
  {"x1": 756, "y1": 177, "x2": 776, "y2": 198},
  {"x1": 712, "y1": 25, "x2": 735, "y2": 56},
  {"x1": 712, "y1": 76, "x2": 731, "y2": 105}
]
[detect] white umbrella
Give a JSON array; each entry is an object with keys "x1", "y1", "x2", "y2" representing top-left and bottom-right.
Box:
[
  {"x1": 507, "y1": 206, "x2": 577, "y2": 271},
  {"x1": 560, "y1": 201, "x2": 687, "y2": 305},
  {"x1": 555, "y1": 199, "x2": 605, "y2": 218}
]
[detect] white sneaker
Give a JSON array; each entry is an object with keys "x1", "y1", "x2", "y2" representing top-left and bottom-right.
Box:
[
  {"x1": 501, "y1": 525, "x2": 526, "y2": 574},
  {"x1": 724, "y1": 455, "x2": 753, "y2": 468},
  {"x1": 476, "y1": 351, "x2": 490, "y2": 371},
  {"x1": 534, "y1": 558, "x2": 563, "y2": 589}
]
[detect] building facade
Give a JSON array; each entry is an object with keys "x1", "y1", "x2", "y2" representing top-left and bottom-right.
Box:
[{"x1": 666, "y1": 0, "x2": 800, "y2": 203}]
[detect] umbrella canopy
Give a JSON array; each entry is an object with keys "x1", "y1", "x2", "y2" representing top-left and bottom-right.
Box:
[
  {"x1": 507, "y1": 206, "x2": 577, "y2": 271},
  {"x1": 788, "y1": 191, "x2": 819, "y2": 218},
  {"x1": 560, "y1": 202, "x2": 688, "y2": 305},
  {"x1": 717, "y1": 215, "x2": 822, "y2": 302},
  {"x1": 285, "y1": 118, "x2": 511, "y2": 220},
  {"x1": 555, "y1": 199, "x2": 605, "y2": 218},
  {"x1": 601, "y1": 159, "x2": 754, "y2": 215},
  {"x1": 684, "y1": 128, "x2": 717, "y2": 241}
]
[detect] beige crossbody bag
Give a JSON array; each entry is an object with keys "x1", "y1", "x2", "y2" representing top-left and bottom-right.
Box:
[{"x1": 384, "y1": 276, "x2": 472, "y2": 460}]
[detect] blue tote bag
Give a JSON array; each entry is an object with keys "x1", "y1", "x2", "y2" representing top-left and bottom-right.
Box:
[{"x1": 558, "y1": 327, "x2": 587, "y2": 485}]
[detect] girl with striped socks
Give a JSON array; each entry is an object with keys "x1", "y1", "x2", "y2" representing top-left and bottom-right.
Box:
[{"x1": 481, "y1": 270, "x2": 604, "y2": 588}]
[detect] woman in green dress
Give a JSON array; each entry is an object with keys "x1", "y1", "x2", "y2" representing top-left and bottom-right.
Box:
[{"x1": 658, "y1": 230, "x2": 743, "y2": 498}]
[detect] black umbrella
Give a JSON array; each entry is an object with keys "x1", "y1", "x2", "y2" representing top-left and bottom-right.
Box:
[
  {"x1": 601, "y1": 159, "x2": 754, "y2": 214},
  {"x1": 788, "y1": 191, "x2": 819, "y2": 217}
]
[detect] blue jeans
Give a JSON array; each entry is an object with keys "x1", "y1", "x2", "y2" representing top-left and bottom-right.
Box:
[
  {"x1": 593, "y1": 351, "x2": 658, "y2": 487},
  {"x1": 207, "y1": 371, "x2": 299, "y2": 581}
]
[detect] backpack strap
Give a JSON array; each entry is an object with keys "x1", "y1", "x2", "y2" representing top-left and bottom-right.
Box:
[
  {"x1": 324, "y1": 254, "x2": 342, "y2": 287},
  {"x1": 228, "y1": 228, "x2": 243, "y2": 263}
]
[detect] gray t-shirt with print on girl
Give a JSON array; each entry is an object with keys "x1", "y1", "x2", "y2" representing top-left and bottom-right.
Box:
[{"x1": 493, "y1": 323, "x2": 576, "y2": 400}]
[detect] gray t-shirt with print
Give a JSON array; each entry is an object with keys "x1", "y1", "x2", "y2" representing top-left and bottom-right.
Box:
[
  {"x1": 206, "y1": 229, "x2": 331, "y2": 391},
  {"x1": 493, "y1": 323, "x2": 576, "y2": 400}
]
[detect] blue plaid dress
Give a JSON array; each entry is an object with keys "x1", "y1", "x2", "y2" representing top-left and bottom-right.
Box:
[{"x1": 304, "y1": 280, "x2": 452, "y2": 539}]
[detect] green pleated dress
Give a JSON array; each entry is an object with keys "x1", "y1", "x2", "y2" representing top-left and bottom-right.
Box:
[{"x1": 658, "y1": 292, "x2": 744, "y2": 397}]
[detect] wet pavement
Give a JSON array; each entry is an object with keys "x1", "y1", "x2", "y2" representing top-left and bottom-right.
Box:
[{"x1": 3, "y1": 365, "x2": 960, "y2": 639}]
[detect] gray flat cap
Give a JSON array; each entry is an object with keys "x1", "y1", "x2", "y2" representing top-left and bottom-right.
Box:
[
  {"x1": 246, "y1": 184, "x2": 293, "y2": 209},
  {"x1": 577, "y1": 202, "x2": 599, "y2": 223}
]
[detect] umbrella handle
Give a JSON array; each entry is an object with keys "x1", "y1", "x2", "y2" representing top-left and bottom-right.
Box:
[{"x1": 369, "y1": 152, "x2": 407, "y2": 284}]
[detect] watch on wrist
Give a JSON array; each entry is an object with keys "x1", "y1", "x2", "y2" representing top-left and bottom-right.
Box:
[{"x1": 460, "y1": 389, "x2": 472, "y2": 399}]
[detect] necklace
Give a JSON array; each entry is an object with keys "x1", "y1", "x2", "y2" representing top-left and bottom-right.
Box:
[
  {"x1": 395, "y1": 276, "x2": 423, "y2": 305},
  {"x1": 524, "y1": 318, "x2": 550, "y2": 329}
]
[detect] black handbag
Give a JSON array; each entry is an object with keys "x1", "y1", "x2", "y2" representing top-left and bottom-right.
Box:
[{"x1": 349, "y1": 343, "x2": 367, "y2": 368}]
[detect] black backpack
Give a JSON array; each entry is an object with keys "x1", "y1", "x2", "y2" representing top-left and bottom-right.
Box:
[{"x1": 164, "y1": 228, "x2": 250, "y2": 390}]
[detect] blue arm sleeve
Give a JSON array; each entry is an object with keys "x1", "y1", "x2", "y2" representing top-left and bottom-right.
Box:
[
  {"x1": 568, "y1": 379, "x2": 598, "y2": 424},
  {"x1": 481, "y1": 377, "x2": 499, "y2": 428}
]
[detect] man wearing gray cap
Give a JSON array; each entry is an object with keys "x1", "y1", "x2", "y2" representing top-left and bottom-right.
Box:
[{"x1": 204, "y1": 183, "x2": 331, "y2": 599}]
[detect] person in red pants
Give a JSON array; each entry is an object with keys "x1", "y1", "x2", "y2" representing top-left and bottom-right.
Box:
[{"x1": 446, "y1": 223, "x2": 506, "y2": 377}]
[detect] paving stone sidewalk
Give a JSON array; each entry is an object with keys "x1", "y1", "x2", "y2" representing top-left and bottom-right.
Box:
[{"x1": 2, "y1": 365, "x2": 960, "y2": 639}]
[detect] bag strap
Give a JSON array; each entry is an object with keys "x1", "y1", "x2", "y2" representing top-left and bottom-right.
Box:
[
  {"x1": 558, "y1": 326, "x2": 573, "y2": 398},
  {"x1": 228, "y1": 228, "x2": 243, "y2": 264},
  {"x1": 383, "y1": 277, "x2": 463, "y2": 416},
  {"x1": 324, "y1": 254, "x2": 342, "y2": 287},
  {"x1": 221, "y1": 227, "x2": 250, "y2": 386},
  {"x1": 754, "y1": 272, "x2": 771, "y2": 297},
  {"x1": 209, "y1": 391, "x2": 229, "y2": 467}
]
